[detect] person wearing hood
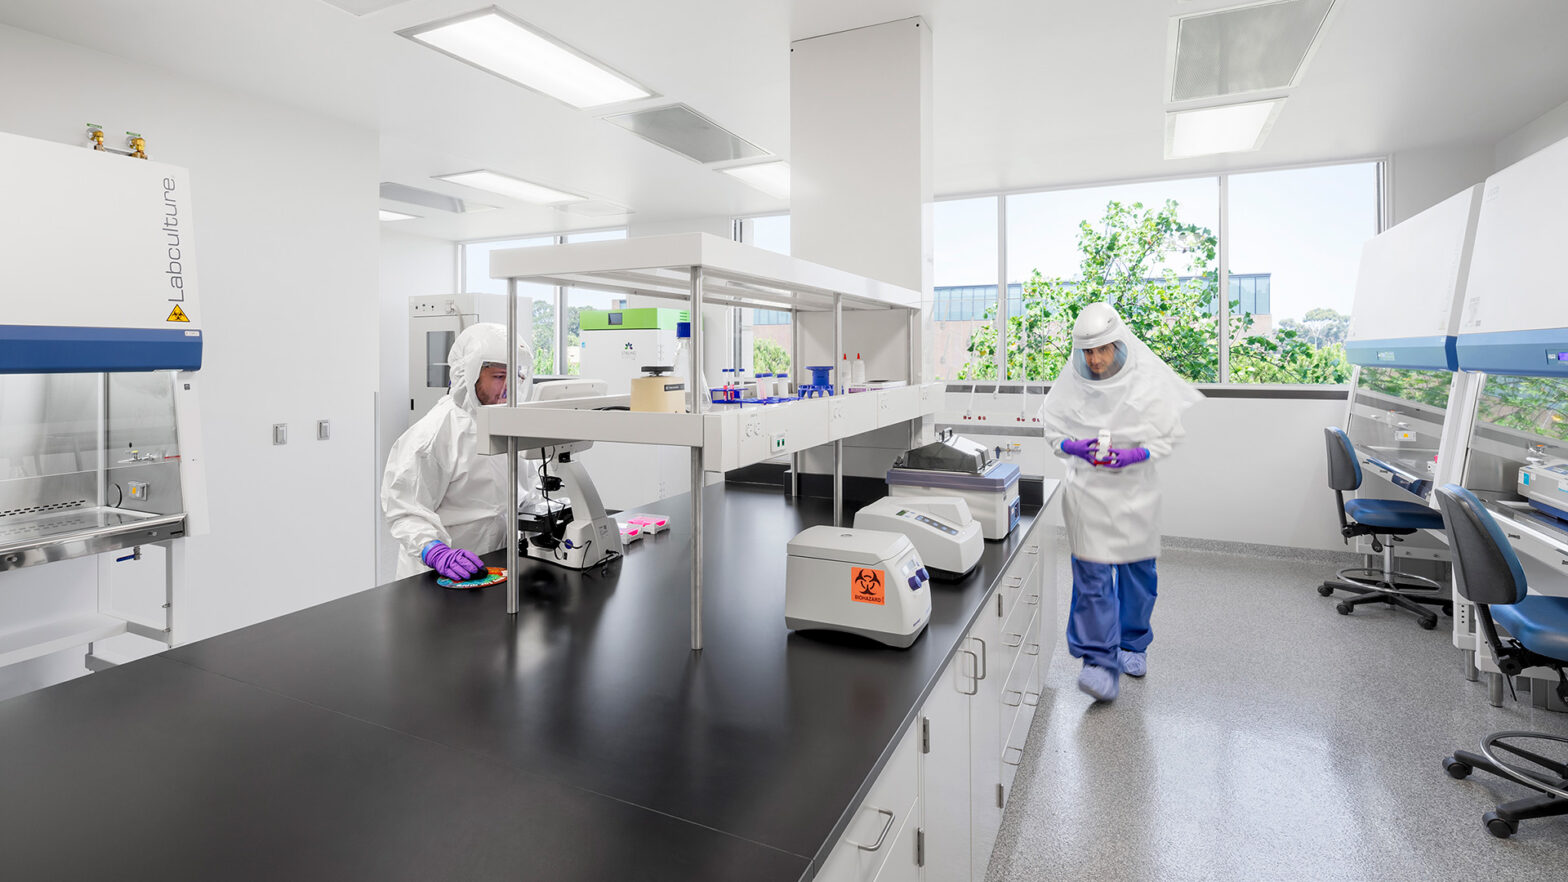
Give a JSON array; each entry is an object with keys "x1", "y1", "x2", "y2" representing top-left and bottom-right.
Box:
[
  {"x1": 382, "y1": 322, "x2": 536, "y2": 580},
  {"x1": 1041, "y1": 303, "x2": 1202, "y2": 702}
]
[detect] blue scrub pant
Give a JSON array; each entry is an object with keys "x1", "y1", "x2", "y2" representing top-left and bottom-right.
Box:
[{"x1": 1067, "y1": 556, "x2": 1157, "y2": 671}]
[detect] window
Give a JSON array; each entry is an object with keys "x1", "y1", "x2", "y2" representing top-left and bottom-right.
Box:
[
  {"x1": 1004, "y1": 178, "x2": 1221, "y2": 382},
  {"x1": 740, "y1": 215, "x2": 792, "y2": 376},
  {"x1": 929, "y1": 197, "x2": 997, "y2": 381},
  {"x1": 564, "y1": 229, "x2": 629, "y2": 375},
  {"x1": 1227, "y1": 163, "x2": 1376, "y2": 384},
  {"x1": 931, "y1": 162, "x2": 1378, "y2": 384},
  {"x1": 462, "y1": 236, "x2": 555, "y2": 377}
]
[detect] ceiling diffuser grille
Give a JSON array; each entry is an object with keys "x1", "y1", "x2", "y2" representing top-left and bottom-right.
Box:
[
  {"x1": 317, "y1": 0, "x2": 413, "y2": 16},
  {"x1": 379, "y1": 182, "x2": 493, "y2": 214},
  {"x1": 603, "y1": 104, "x2": 770, "y2": 165},
  {"x1": 1171, "y1": 0, "x2": 1335, "y2": 101}
]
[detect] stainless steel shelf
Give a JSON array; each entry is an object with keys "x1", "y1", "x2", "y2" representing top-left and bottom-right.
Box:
[{"x1": 0, "y1": 507, "x2": 187, "y2": 573}]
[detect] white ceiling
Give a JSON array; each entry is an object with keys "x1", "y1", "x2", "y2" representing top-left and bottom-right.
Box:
[{"x1": 3, "y1": 0, "x2": 1566, "y2": 241}]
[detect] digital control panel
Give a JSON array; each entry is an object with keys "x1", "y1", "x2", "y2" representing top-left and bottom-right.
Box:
[{"x1": 897, "y1": 509, "x2": 959, "y2": 535}]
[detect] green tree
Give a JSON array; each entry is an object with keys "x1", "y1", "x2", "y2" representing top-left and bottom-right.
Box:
[
  {"x1": 753, "y1": 338, "x2": 791, "y2": 375},
  {"x1": 960, "y1": 199, "x2": 1351, "y2": 385}
]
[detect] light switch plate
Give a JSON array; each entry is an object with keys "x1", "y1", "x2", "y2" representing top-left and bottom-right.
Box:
[
  {"x1": 273, "y1": 423, "x2": 288, "y2": 445},
  {"x1": 317, "y1": 420, "x2": 331, "y2": 441}
]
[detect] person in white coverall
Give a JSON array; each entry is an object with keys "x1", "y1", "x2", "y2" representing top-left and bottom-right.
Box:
[
  {"x1": 382, "y1": 322, "x2": 537, "y2": 580},
  {"x1": 1042, "y1": 303, "x2": 1201, "y2": 703}
]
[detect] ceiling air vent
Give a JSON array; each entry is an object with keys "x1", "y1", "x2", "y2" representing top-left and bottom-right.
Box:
[
  {"x1": 602, "y1": 104, "x2": 770, "y2": 165},
  {"x1": 317, "y1": 0, "x2": 413, "y2": 16},
  {"x1": 1170, "y1": 0, "x2": 1335, "y2": 102},
  {"x1": 379, "y1": 182, "x2": 493, "y2": 214}
]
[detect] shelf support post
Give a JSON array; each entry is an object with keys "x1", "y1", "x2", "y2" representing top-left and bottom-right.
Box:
[
  {"x1": 690, "y1": 267, "x2": 705, "y2": 651},
  {"x1": 834, "y1": 292, "x2": 843, "y2": 527},
  {"x1": 507, "y1": 278, "x2": 521, "y2": 616}
]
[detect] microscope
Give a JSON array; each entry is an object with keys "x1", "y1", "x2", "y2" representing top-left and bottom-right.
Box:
[{"x1": 515, "y1": 378, "x2": 622, "y2": 570}]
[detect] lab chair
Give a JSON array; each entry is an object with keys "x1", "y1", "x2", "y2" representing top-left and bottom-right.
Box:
[
  {"x1": 1435, "y1": 484, "x2": 1568, "y2": 839},
  {"x1": 1318, "y1": 427, "x2": 1449, "y2": 629}
]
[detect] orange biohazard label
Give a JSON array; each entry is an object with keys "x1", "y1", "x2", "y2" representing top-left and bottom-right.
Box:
[
  {"x1": 166, "y1": 305, "x2": 190, "y2": 322},
  {"x1": 850, "y1": 567, "x2": 886, "y2": 605}
]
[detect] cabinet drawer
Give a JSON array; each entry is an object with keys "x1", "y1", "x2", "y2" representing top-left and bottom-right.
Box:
[
  {"x1": 816, "y1": 722, "x2": 920, "y2": 882},
  {"x1": 997, "y1": 607, "x2": 1039, "y2": 750},
  {"x1": 995, "y1": 551, "x2": 1038, "y2": 628},
  {"x1": 871, "y1": 797, "x2": 921, "y2": 882}
]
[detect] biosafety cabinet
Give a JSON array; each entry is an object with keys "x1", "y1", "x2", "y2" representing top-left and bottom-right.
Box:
[{"x1": 0, "y1": 130, "x2": 207, "y2": 671}]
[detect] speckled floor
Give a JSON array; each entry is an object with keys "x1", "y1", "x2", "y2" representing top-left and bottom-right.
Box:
[{"x1": 986, "y1": 545, "x2": 1568, "y2": 882}]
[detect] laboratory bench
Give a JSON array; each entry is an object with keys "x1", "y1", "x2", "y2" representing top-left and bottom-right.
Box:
[{"x1": 0, "y1": 481, "x2": 1058, "y2": 881}]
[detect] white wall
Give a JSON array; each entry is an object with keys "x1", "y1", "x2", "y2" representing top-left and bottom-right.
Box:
[
  {"x1": 0, "y1": 23, "x2": 379, "y2": 696},
  {"x1": 376, "y1": 230, "x2": 457, "y2": 583},
  {"x1": 1389, "y1": 141, "x2": 1496, "y2": 224},
  {"x1": 1496, "y1": 98, "x2": 1568, "y2": 169}
]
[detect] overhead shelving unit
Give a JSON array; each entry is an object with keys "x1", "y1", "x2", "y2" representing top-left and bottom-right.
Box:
[{"x1": 483, "y1": 233, "x2": 933, "y2": 650}]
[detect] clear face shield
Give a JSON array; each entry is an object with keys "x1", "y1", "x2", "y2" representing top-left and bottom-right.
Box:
[{"x1": 1072, "y1": 340, "x2": 1128, "y2": 381}]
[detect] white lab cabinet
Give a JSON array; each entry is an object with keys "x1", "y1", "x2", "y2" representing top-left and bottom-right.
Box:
[
  {"x1": 818, "y1": 515, "x2": 1053, "y2": 881},
  {"x1": 817, "y1": 720, "x2": 922, "y2": 882}
]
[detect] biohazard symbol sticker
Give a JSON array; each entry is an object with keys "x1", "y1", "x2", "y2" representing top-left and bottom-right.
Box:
[
  {"x1": 850, "y1": 567, "x2": 885, "y2": 605},
  {"x1": 166, "y1": 305, "x2": 190, "y2": 323}
]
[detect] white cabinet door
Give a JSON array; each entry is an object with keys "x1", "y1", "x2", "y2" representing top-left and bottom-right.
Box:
[
  {"x1": 920, "y1": 655, "x2": 972, "y2": 882},
  {"x1": 968, "y1": 606, "x2": 1003, "y2": 881}
]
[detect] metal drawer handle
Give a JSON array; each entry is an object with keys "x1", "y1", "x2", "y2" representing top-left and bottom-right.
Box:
[
  {"x1": 1025, "y1": 594, "x2": 1039, "y2": 606},
  {"x1": 1024, "y1": 643, "x2": 1040, "y2": 657},
  {"x1": 971, "y1": 636, "x2": 987, "y2": 680},
  {"x1": 957, "y1": 649, "x2": 979, "y2": 695},
  {"x1": 1007, "y1": 576, "x2": 1024, "y2": 588},
  {"x1": 1023, "y1": 691, "x2": 1040, "y2": 707},
  {"x1": 1003, "y1": 746, "x2": 1024, "y2": 766},
  {"x1": 1003, "y1": 632, "x2": 1023, "y2": 648},
  {"x1": 845, "y1": 806, "x2": 896, "y2": 852},
  {"x1": 1004, "y1": 689, "x2": 1022, "y2": 707},
  {"x1": 1027, "y1": 544, "x2": 1039, "y2": 555}
]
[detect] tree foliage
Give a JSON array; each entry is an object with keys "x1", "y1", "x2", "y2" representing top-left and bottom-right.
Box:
[
  {"x1": 959, "y1": 199, "x2": 1351, "y2": 385},
  {"x1": 753, "y1": 338, "x2": 791, "y2": 375}
]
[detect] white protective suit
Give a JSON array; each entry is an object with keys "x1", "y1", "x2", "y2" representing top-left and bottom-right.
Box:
[
  {"x1": 382, "y1": 322, "x2": 536, "y2": 578},
  {"x1": 1042, "y1": 303, "x2": 1201, "y2": 563}
]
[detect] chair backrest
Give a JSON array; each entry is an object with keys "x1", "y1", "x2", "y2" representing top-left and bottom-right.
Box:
[
  {"x1": 1434, "y1": 483, "x2": 1528, "y2": 607},
  {"x1": 1323, "y1": 427, "x2": 1362, "y2": 492}
]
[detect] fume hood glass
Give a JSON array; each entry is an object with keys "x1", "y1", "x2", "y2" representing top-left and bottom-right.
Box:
[
  {"x1": 1345, "y1": 366, "x2": 1449, "y2": 490},
  {"x1": 1463, "y1": 374, "x2": 1568, "y2": 498}
]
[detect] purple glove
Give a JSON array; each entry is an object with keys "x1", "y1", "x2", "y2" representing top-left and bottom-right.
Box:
[
  {"x1": 421, "y1": 540, "x2": 484, "y2": 580},
  {"x1": 1102, "y1": 447, "x2": 1150, "y2": 469},
  {"x1": 1060, "y1": 438, "x2": 1099, "y2": 464}
]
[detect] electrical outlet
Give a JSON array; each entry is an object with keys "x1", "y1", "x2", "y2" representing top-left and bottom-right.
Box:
[
  {"x1": 771, "y1": 433, "x2": 787, "y2": 452},
  {"x1": 273, "y1": 423, "x2": 288, "y2": 445},
  {"x1": 127, "y1": 481, "x2": 149, "y2": 500}
]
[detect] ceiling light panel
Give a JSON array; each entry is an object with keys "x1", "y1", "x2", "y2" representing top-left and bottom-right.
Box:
[
  {"x1": 1165, "y1": 99, "x2": 1283, "y2": 159},
  {"x1": 435, "y1": 169, "x2": 585, "y2": 204},
  {"x1": 603, "y1": 104, "x2": 770, "y2": 164},
  {"x1": 1171, "y1": 0, "x2": 1334, "y2": 101},
  {"x1": 379, "y1": 181, "x2": 497, "y2": 214},
  {"x1": 721, "y1": 161, "x2": 790, "y2": 200},
  {"x1": 399, "y1": 9, "x2": 651, "y2": 108}
]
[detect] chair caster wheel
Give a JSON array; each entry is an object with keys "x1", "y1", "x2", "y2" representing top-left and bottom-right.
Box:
[
  {"x1": 1318, "y1": 585, "x2": 1334, "y2": 597},
  {"x1": 1484, "y1": 811, "x2": 1517, "y2": 839},
  {"x1": 1336, "y1": 601, "x2": 1352, "y2": 616},
  {"x1": 1442, "y1": 602, "x2": 1453, "y2": 616},
  {"x1": 1420, "y1": 616, "x2": 1438, "y2": 630},
  {"x1": 1443, "y1": 757, "x2": 1472, "y2": 779}
]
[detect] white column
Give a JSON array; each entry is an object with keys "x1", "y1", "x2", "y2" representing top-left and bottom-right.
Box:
[{"x1": 791, "y1": 17, "x2": 933, "y2": 478}]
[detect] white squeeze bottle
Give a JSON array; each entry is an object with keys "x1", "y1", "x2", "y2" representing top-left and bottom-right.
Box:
[{"x1": 852, "y1": 353, "x2": 867, "y2": 385}]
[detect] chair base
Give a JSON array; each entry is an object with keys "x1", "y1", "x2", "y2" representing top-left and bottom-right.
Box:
[
  {"x1": 1445, "y1": 731, "x2": 1568, "y2": 838},
  {"x1": 1320, "y1": 579, "x2": 1449, "y2": 630}
]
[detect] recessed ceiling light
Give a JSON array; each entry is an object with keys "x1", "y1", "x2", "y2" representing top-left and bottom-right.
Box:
[
  {"x1": 399, "y1": 8, "x2": 652, "y2": 109},
  {"x1": 379, "y1": 209, "x2": 419, "y2": 221},
  {"x1": 435, "y1": 169, "x2": 585, "y2": 205},
  {"x1": 720, "y1": 161, "x2": 790, "y2": 200},
  {"x1": 1164, "y1": 99, "x2": 1283, "y2": 159}
]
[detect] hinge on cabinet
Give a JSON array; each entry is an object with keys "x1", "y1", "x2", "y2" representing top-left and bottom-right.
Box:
[
  {"x1": 997, "y1": 783, "x2": 1004, "y2": 808},
  {"x1": 916, "y1": 828, "x2": 925, "y2": 867},
  {"x1": 921, "y1": 717, "x2": 930, "y2": 753},
  {"x1": 996, "y1": 594, "x2": 1003, "y2": 617}
]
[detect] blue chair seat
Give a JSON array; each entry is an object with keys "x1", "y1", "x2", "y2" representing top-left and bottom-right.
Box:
[
  {"x1": 1492, "y1": 596, "x2": 1568, "y2": 664},
  {"x1": 1345, "y1": 497, "x2": 1444, "y2": 531}
]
